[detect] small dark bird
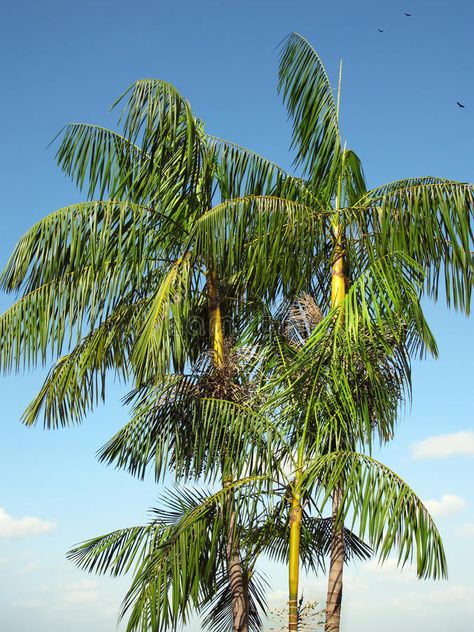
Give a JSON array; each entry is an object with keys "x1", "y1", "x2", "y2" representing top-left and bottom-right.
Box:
[
  {"x1": 404, "y1": 13, "x2": 412, "y2": 16},
  {"x1": 377, "y1": 29, "x2": 384, "y2": 32},
  {"x1": 457, "y1": 101, "x2": 465, "y2": 108}
]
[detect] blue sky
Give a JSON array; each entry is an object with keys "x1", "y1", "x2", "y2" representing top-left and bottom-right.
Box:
[{"x1": 0, "y1": 0, "x2": 473, "y2": 630}]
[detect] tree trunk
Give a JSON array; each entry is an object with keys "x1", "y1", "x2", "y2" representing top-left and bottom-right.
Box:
[
  {"x1": 325, "y1": 488, "x2": 345, "y2": 632},
  {"x1": 225, "y1": 488, "x2": 250, "y2": 632},
  {"x1": 288, "y1": 479, "x2": 302, "y2": 632},
  {"x1": 325, "y1": 205, "x2": 346, "y2": 632},
  {"x1": 208, "y1": 269, "x2": 249, "y2": 632}
]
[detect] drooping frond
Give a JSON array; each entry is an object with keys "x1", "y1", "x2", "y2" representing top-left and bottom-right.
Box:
[
  {"x1": 340, "y1": 252, "x2": 437, "y2": 358},
  {"x1": 100, "y1": 343, "x2": 278, "y2": 483},
  {"x1": 68, "y1": 524, "x2": 163, "y2": 577},
  {"x1": 263, "y1": 257, "x2": 434, "y2": 450},
  {"x1": 112, "y1": 79, "x2": 204, "y2": 194},
  {"x1": 98, "y1": 372, "x2": 203, "y2": 481},
  {"x1": 354, "y1": 180, "x2": 474, "y2": 313},
  {"x1": 21, "y1": 301, "x2": 141, "y2": 427},
  {"x1": 303, "y1": 451, "x2": 447, "y2": 579},
  {"x1": 0, "y1": 265, "x2": 147, "y2": 372},
  {"x1": 192, "y1": 195, "x2": 330, "y2": 301},
  {"x1": 342, "y1": 148, "x2": 367, "y2": 206},
  {"x1": 54, "y1": 123, "x2": 147, "y2": 200},
  {"x1": 131, "y1": 255, "x2": 197, "y2": 382},
  {"x1": 119, "y1": 480, "x2": 267, "y2": 632},
  {"x1": 0, "y1": 200, "x2": 175, "y2": 292},
  {"x1": 207, "y1": 135, "x2": 287, "y2": 199}
]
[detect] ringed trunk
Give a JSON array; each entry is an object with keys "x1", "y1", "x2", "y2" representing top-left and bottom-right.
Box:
[
  {"x1": 288, "y1": 476, "x2": 302, "y2": 631},
  {"x1": 207, "y1": 270, "x2": 249, "y2": 632},
  {"x1": 325, "y1": 222, "x2": 346, "y2": 632},
  {"x1": 325, "y1": 487, "x2": 344, "y2": 632}
]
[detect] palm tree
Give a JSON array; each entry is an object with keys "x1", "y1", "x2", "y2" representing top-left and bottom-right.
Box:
[
  {"x1": 1, "y1": 34, "x2": 472, "y2": 632},
  {"x1": 0, "y1": 79, "x2": 311, "y2": 632},
  {"x1": 66, "y1": 345, "x2": 376, "y2": 632},
  {"x1": 255, "y1": 290, "x2": 443, "y2": 631},
  {"x1": 77, "y1": 280, "x2": 447, "y2": 632},
  {"x1": 275, "y1": 33, "x2": 474, "y2": 632},
  {"x1": 2, "y1": 71, "x2": 361, "y2": 631}
]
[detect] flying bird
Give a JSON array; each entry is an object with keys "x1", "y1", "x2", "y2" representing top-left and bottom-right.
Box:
[
  {"x1": 404, "y1": 13, "x2": 412, "y2": 17},
  {"x1": 457, "y1": 101, "x2": 465, "y2": 108},
  {"x1": 377, "y1": 29, "x2": 384, "y2": 32}
]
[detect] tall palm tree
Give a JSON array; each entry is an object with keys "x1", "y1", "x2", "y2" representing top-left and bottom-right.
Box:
[
  {"x1": 0, "y1": 79, "x2": 311, "y2": 632},
  {"x1": 275, "y1": 33, "x2": 474, "y2": 632},
  {"x1": 78, "y1": 280, "x2": 447, "y2": 632},
  {"x1": 2, "y1": 71, "x2": 357, "y2": 631},
  {"x1": 255, "y1": 290, "x2": 442, "y2": 631},
  {"x1": 1, "y1": 34, "x2": 472, "y2": 632}
]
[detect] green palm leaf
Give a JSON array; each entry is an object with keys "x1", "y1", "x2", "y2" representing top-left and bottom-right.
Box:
[
  {"x1": 354, "y1": 180, "x2": 474, "y2": 312},
  {"x1": 0, "y1": 200, "x2": 175, "y2": 292},
  {"x1": 303, "y1": 451, "x2": 447, "y2": 579},
  {"x1": 21, "y1": 301, "x2": 140, "y2": 427},
  {"x1": 53, "y1": 122, "x2": 147, "y2": 199},
  {"x1": 278, "y1": 32, "x2": 341, "y2": 190}
]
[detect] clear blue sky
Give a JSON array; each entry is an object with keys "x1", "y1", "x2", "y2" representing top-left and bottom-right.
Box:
[{"x1": 0, "y1": 1, "x2": 473, "y2": 631}]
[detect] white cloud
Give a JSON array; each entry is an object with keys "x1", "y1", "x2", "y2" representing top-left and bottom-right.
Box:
[
  {"x1": 424, "y1": 494, "x2": 466, "y2": 517},
  {"x1": 0, "y1": 507, "x2": 57, "y2": 538},
  {"x1": 365, "y1": 557, "x2": 400, "y2": 573},
  {"x1": 266, "y1": 589, "x2": 287, "y2": 604},
  {"x1": 20, "y1": 561, "x2": 40, "y2": 574},
  {"x1": 62, "y1": 580, "x2": 98, "y2": 605},
  {"x1": 428, "y1": 584, "x2": 474, "y2": 610},
  {"x1": 12, "y1": 597, "x2": 45, "y2": 609},
  {"x1": 361, "y1": 557, "x2": 417, "y2": 584},
  {"x1": 412, "y1": 430, "x2": 474, "y2": 459},
  {"x1": 457, "y1": 523, "x2": 474, "y2": 537}
]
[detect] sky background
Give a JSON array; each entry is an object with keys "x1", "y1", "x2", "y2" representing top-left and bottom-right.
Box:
[{"x1": 0, "y1": 0, "x2": 473, "y2": 630}]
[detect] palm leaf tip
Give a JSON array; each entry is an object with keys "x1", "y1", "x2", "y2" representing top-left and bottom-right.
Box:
[{"x1": 278, "y1": 32, "x2": 341, "y2": 184}]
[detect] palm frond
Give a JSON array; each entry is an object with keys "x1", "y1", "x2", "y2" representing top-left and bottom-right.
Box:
[
  {"x1": 342, "y1": 149, "x2": 366, "y2": 205},
  {"x1": 120, "y1": 480, "x2": 267, "y2": 632},
  {"x1": 354, "y1": 180, "x2": 474, "y2": 313},
  {"x1": 303, "y1": 451, "x2": 447, "y2": 579},
  {"x1": 53, "y1": 123, "x2": 147, "y2": 200},
  {"x1": 192, "y1": 195, "x2": 330, "y2": 301},
  {"x1": 131, "y1": 255, "x2": 196, "y2": 382},
  {"x1": 0, "y1": 200, "x2": 174, "y2": 293},
  {"x1": 68, "y1": 524, "x2": 163, "y2": 577},
  {"x1": 278, "y1": 32, "x2": 341, "y2": 190},
  {"x1": 98, "y1": 372, "x2": 202, "y2": 481},
  {"x1": 21, "y1": 302, "x2": 140, "y2": 427}
]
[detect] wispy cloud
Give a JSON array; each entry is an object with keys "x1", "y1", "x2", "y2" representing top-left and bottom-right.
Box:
[
  {"x1": 0, "y1": 507, "x2": 57, "y2": 538},
  {"x1": 412, "y1": 430, "x2": 474, "y2": 459},
  {"x1": 456, "y1": 523, "x2": 474, "y2": 537},
  {"x1": 428, "y1": 584, "x2": 474, "y2": 610},
  {"x1": 424, "y1": 494, "x2": 466, "y2": 517},
  {"x1": 19, "y1": 561, "x2": 40, "y2": 574},
  {"x1": 12, "y1": 597, "x2": 45, "y2": 609},
  {"x1": 61, "y1": 580, "x2": 98, "y2": 605}
]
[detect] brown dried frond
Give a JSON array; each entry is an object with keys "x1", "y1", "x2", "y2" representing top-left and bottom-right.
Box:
[{"x1": 285, "y1": 293, "x2": 324, "y2": 347}]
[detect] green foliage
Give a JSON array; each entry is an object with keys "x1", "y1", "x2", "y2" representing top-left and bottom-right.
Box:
[{"x1": 1, "y1": 30, "x2": 473, "y2": 632}]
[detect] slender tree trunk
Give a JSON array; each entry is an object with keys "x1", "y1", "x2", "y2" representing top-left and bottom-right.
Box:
[
  {"x1": 208, "y1": 270, "x2": 249, "y2": 632},
  {"x1": 325, "y1": 217, "x2": 346, "y2": 632},
  {"x1": 325, "y1": 487, "x2": 344, "y2": 632},
  {"x1": 288, "y1": 476, "x2": 302, "y2": 631},
  {"x1": 225, "y1": 485, "x2": 250, "y2": 632}
]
